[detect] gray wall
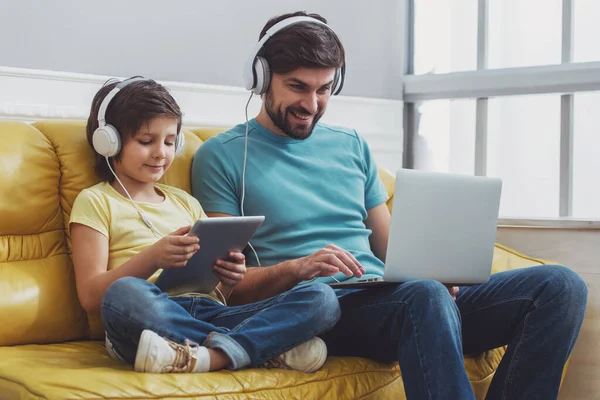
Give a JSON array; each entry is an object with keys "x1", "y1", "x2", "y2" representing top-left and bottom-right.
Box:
[{"x1": 0, "y1": 0, "x2": 404, "y2": 100}]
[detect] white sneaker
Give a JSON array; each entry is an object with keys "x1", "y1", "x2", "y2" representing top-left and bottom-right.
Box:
[
  {"x1": 105, "y1": 335, "x2": 122, "y2": 360},
  {"x1": 262, "y1": 337, "x2": 328, "y2": 373},
  {"x1": 134, "y1": 330, "x2": 210, "y2": 373}
]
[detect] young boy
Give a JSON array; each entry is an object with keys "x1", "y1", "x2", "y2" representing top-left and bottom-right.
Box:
[{"x1": 69, "y1": 77, "x2": 340, "y2": 374}]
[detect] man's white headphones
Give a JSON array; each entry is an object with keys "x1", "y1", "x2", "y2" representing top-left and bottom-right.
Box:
[
  {"x1": 92, "y1": 77, "x2": 185, "y2": 158},
  {"x1": 242, "y1": 16, "x2": 346, "y2": 96}
]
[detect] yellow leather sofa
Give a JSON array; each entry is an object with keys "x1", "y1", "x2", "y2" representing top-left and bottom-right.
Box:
[{"x1": 0, "y1": 119, "x2": 565, "y2": 399}]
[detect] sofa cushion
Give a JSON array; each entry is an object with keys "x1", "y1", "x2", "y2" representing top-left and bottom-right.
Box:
[
  {"x1": 491, "y1": 243, "x2": 547, "y2": 273},
  {"x1": 0, "y1": 341, "x2": 511, "y2": 400},
  {"x1": 29, "y1": 121, "x2": 206, "y2": 340},
  {"x1": 0, "y1": 341, "x2": 404, "y2": 400},
  {"x1": 190, "y1": 127, "x2": 226, "y2": 143},
  {"x1": 0, "y1": 121, "x2": 88, "y2": 346}
]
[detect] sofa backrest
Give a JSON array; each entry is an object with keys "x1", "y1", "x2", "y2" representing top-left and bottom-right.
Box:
[
  {"x1": 1, "y1": 120, "x2": 88, "y2": 345},
  {"x1": 0, "y1": 120, "x2": 209, "y2": 344},
  {"x1": 0, "y1": 120, "x2": 396, "y2": 346}
]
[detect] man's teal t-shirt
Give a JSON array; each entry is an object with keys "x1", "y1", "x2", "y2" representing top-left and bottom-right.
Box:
[{"x1": 191, "y1": 119, "x2": 389, "y2": 285}]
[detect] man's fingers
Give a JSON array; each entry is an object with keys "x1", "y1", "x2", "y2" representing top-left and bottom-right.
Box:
[
  {"x1": 334, "y1": 251, "x2": 364, "y2": 277},
  {"x1": 314, "y1": 262, "x2": 340, "y2": 277},
  {"x1": 322, "y1": 253, "x2": 353, "y2": 277},
  {"x1": 343, "y1": 249, "x2": 366, "y2": 274},
  {"x1": 325, "y1": 244, "x2": 365, "y2": 275}
]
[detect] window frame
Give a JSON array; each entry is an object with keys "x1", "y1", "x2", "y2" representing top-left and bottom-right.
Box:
[{"x1": 401, "y1": 0, "x2": 600, "y2": 220}]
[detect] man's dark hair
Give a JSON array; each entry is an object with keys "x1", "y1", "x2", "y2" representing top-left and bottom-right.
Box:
[
  {"x1": 259, "y1": 11, "x2": 345, "y2": 74},
  {"x1": 86, "y1": 77, "x2": 183, "y2": 182}
]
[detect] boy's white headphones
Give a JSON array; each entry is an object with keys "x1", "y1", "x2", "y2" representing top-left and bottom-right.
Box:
[
  {"x1": 242, "y1": 16, "x2": 346, "y2": 96},
  {"x1": 92, "y1": 77, "x2": 186, "y2": 158}
]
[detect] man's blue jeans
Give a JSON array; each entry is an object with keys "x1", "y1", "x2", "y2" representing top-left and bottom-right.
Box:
[
  {"x1": 320, "y1": 265, "x2": 588, "y2": 400},
  {"x1": 101, "y1": 277, "x2": 341, "y2": 370}
]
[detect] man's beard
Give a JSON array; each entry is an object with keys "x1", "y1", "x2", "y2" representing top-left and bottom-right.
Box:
[{"x1": 264, "y1": 90, "x2": 324, "y2": 140}]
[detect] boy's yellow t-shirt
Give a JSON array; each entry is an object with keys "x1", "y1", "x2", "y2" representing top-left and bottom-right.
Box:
[{"x1": 69, "y1": 181, "x2": 217, "y2": 299}]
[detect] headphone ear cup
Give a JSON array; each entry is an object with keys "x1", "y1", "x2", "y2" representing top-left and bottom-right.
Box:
[
  {"x1": 332, "y1": 67, "x2": 344, "y2": 96},
  {"x1": 92, "y1": 125, "x2": 121, "y2": 157},
  {"x1": 253, "y1": 56, "x2": 271, "y2": 95},
  {"x1": 332, "y1": 69, "x2": 340, "y2": 95},
  {"x1": 174, "y1": 131, "x2": 186, "y2": 157}
]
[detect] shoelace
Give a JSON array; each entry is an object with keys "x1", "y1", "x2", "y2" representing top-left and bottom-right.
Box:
[
  {"x1": 163, "y1": 338, "x2": 199, "y2": 373},
  {"x1": 262, "y1": 356, "x2": 290, "y2": 370}
]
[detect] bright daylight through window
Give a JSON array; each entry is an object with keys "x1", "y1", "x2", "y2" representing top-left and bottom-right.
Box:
[{"x1": 406, "y1": 0, "x2": 600, "y2": 219}]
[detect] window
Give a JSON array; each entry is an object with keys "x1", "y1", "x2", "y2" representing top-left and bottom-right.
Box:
[
  {"x1": 405, "y1": 0, "x2": 600, "y2": 219},
  {"x1": 573, "y1": 92, "x2": 600, "y2": 218},
  {"x1": 487, "y1": 95, "x2": 560, "y2": 217},
  {"x1": 488, "y1": 0, "x2": 562, "y2": 69},
  {"x1": 574, "y1": 0, "x2": 600, "y2": 62},
  {"x1": 413, "y1": 99, "x2": 476, "y2": 175},
  {"x1": 413, "y1": 0, "x2": 477, "y2": 75}
]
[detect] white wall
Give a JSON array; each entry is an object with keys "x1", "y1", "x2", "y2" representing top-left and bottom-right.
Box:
[
  {"x1": 0, "y1": 0, "x2": 404, "y2": 100},
  {"x1": 0, "y1": 67, "x2": 404, "y2": 174}
]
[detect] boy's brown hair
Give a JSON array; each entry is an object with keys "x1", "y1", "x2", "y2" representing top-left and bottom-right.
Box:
[{"x1": 86, "y1": 77, "x2": 183, "y2": 182}]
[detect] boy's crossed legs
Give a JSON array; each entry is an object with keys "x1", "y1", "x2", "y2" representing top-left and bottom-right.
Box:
[{"x1": 101, "y1": 277, "x2": 341, "y2": 373}]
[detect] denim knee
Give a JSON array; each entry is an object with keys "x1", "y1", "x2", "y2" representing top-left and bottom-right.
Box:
[
  {"x1": 404, "y1": 280, "x2": 456, "y2": 309},
  {"x1": 102, "y1": 276, "x2": 150, "y2": 306},
  {"x1": 299, "y1": 283, "x2": 341, "y2": 330},
  {"x1": 545, "y1": 265, "x2": 588, "y2": 314},
  {"x1": 101, "y1": 276, "x2": 161, "y2": 323}
]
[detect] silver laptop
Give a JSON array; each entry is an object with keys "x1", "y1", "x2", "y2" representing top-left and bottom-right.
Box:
[{"x1": 330, "y1": 168, "x2": 502, "y2": 288}]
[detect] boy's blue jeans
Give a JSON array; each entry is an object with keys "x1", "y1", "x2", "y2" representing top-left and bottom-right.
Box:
[
  {"x1": 101, "y1": 278, "x2": 340, "y2": 370},
  {"x1": 321, "y1": 265, "x2": 588, "y2": 400}
]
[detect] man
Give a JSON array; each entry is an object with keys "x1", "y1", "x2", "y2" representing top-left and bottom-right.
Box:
[{"x1": 191, "y1": 11, "x2": 588, "y2": 400}]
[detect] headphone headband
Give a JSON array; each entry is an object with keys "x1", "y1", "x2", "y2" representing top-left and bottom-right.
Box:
[
  {"x1": 92, "y1": 77, "x2": 185, "y2": 158},
  {"x1": 243, "y1": 16, "x2": 345, "y2": 95},
  {"x1": 97, "y1": 77, "x2": 147, "y2": 127}
]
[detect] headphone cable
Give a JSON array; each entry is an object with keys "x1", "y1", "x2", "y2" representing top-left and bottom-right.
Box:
[
  {"x1": 105, "y1": 157, "x2": 165, "y2": 238},
  {"x1": 106, "y1": 158, "x2": 239, "y2": 299},
  {"x1": 242, "y1": 92, "x2": 261, "y2": 267}
]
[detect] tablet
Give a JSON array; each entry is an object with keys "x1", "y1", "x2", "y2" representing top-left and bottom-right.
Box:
[{"x1": 154, "y1": 216, "x2": 265, "y2": 296}]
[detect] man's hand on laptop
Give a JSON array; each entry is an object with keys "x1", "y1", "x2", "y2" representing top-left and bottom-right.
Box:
[{"x1": 291, "y1": 244, "x2": 366, "y2": 281}]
